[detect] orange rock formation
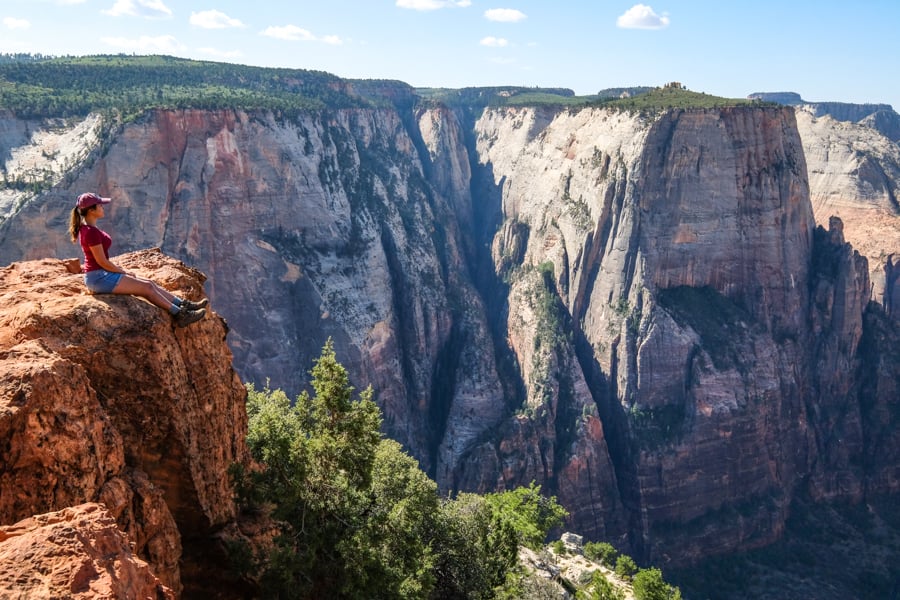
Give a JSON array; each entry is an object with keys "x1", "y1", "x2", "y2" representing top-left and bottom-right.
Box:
[
  {"x1": 0, "y1": 503, "x2": 174, "y2": 599},
  {"x1": 0, "y1": 250, "x2": 249, "y2": 597}
]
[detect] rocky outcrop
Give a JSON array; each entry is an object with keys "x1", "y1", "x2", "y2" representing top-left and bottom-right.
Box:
[
  {"x1": 0, "y1": 101, "x2": 897, "y2": 573},
  {"x1": 748, "y1": 91, "x2": 804, "y2": 105},
  {"x1": 0, "y1": 503, "x2": 174, "y2": 599},
  {"x1": 803, "y1": 102, "x2": 895, "y2": 125},
  {"x1": 795, "y1": 105, "x2": 900, "y2": 317},
  {"x1": 0, "y1": 251, "x2": 249, "y2": 596}
]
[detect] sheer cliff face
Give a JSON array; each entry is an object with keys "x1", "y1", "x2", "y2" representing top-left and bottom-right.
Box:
[
  {"x1": 0, "y1": 103, "x2": 897, "y2": 566},
  {"x1": 470, "y1": 106, "x2": 819, "y2": 557},
  {"x1": 0, "y1": 108, "x2": 505, "y2": 475},
  {"x1": 795, "y1": 106, "x2": 900, "y2": 318}
]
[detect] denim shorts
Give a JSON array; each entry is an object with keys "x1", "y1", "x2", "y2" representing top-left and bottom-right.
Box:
[{"x1": 84, "y1": 269, "x2": 123, "y2": 294}]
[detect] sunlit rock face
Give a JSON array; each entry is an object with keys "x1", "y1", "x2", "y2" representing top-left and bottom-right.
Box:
[
  {"x1": 0, "y1": 101, "x2": 897, "y2": 567},
  {"x1": 0, "y1": 503, "x2": 175, "y2": 600},
  {"x1": 0, "y1": 252, "x2": 249, "y2": 596},
  {"x1": 795, "y1": 105, "x2": 900, "y2": 320}
]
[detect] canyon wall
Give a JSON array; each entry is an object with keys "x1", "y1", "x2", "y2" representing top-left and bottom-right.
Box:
[
  {"x1": 795, "y1": 105, "x2": 900, "y2": 318},
  {"x1": 0, "y1": 101, "x2": 897, "y2": 568}
]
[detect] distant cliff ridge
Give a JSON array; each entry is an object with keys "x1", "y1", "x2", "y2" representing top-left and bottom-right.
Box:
[
  {"x1": 748, "y1": 91, "x2": 805, "y2": 105},
  {"x1": 749, "y1": 91, "x2": 899, "y2": 140},
  {"x1": 0, "y1": 99, "x2": 897, "y2": 576}
]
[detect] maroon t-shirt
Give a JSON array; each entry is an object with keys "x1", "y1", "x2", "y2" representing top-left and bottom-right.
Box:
[{"x1": 79, "y1": 225, "x2": 112, "y2": 273}]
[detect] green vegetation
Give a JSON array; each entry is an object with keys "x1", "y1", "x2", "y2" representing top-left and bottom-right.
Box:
[
  {"x1": 524, "y1": 261, "x2": 576, "y2": 418},
  {"x1": 572, "y1": 541, "x2": 680, "y2": 600},
  {"x1": 579, "y1": 570, "x2": 625, "y2": 600},
  {"x1": 550, "y1": 540, "x2": 567, "y2": 555},
  {"x1": 232, "y1": 339, "x2": 568, "y2": 599},
  {"x1": 603, "y1": 86, "x2": 766, "y2": 111},
  {"x1": 418, "y1": 83, "x2": 767, "y2": 111},
  {"x1": 533, "y1": 261, "x2": 568, "y2": 352},
  {"x1": 0, "y1": 53, "x2": 777, "y2": 119},
  {"x1": 632, "y1": 568, "x2": 682, "y2": 600},
  {"x1": 584, "y1": 541, "x2": 618, "y2": 566},
  {"x1": 416, "y1": 85, "x2": 583, "y2": 109},
  {"x1": 614, "y1": 555, "x2": 638, "y2": 581},
  {"x1": 0, "y1": 53, "x2": 403, "y2": 119},
  {"x1": 485, "y1": 481, "x2": 568, "y2": 550}
]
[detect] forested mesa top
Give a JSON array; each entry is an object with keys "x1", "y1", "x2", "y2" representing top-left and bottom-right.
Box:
[{"x1": 0, "y1": 53, "x2": 765, "y2": 119}]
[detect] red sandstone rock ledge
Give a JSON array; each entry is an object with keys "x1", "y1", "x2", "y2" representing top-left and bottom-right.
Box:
[
  {"x1": 0, "y1": 250, "x2": 250, "y2": 598},
  {"x1": 0, "y1": 503, "x2": 174, "y2": 599}
]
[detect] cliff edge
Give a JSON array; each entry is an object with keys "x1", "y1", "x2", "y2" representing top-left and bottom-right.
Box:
[{"x1": 0, "y1": 250, "x2": 249, "y2": 598}]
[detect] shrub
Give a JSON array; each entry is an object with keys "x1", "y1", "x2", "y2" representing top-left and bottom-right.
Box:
[
  {"x1": 633, "y1": 567, "x2": 682, "y2": 600},
  {"x1": 484, "y1": 481, "x2": 568, "y2": 550},
  {"x1": 614, "y1": 555, "x2": 638, "y2": 581},
  {"x1": 584, "y1": 541, "x2": 618, "y2": 566},
  {"x1": 584, "y1": 570, "x2": 625, "y2": 600}
]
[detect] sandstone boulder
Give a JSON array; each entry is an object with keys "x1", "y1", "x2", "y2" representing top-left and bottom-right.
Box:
[{"x1": 0, "y1": 503, "x2": 174, "y2": 600}]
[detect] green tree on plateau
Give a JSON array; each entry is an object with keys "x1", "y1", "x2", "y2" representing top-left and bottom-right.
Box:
[
  {"x1": 236, "y1": 338, "x2": 384, "y2": 598},
  {"x1": 484, "y1": 481, "x2": 568, "y2": 549},
  {"x1": 232, "y1": 339, "x2": 562, "y2": 599},
  {"x1": 632, "y1": 567, "x2": 682, "y2": 600},
  {"x1": 582, "y1": 570, "x2": 625, "y2": 600}
]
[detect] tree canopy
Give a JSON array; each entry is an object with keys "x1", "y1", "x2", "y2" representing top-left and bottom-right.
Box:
[{"x1": 232, "y1": 339, "x2": 566, "y2": 599}]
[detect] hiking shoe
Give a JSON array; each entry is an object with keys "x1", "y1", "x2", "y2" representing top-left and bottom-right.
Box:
[
  {"x1": 174, "y1": 307, "x2": 206, "y2": 328},
  {"x1": 181, "y1": 297, "x2": 209, "y2": 311}
]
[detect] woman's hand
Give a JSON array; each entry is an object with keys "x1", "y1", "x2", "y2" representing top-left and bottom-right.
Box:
[{"x1": 89, "y1": 244, "x2": 128, "y2": 274}]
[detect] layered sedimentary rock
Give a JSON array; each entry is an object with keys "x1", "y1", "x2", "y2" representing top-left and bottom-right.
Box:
[
  {"x1": 0, "y1": 100, "x2": 897, "y2": 569},
  {"x1": 0, "y1": 107, "x2": 506, "y2": 478},
  {"x1": 0, "y1": 251, "x2": 249, "y2": 596},
  {"x1": 0, "y1": 503, "x2": 174, "y2": 599},
  {"x1": 795, "y1": 105, "x2": 900, "y2": 319},
  {"x1": 471, "y1": 105, "x2": 810, "y2": 558}
]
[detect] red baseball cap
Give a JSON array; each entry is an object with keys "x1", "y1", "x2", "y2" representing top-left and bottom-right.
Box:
[{"x1": 76, "y1": 192, "x2": 111, "y2": 209}]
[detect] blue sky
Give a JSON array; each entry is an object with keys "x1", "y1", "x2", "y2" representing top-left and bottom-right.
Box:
[{"x1": 1, "y1": 0, "x2": 898, "y2": 109}]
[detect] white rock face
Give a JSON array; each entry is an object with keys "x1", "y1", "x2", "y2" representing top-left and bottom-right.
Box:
[
  {"x1": 796, "y1": 105, "x2": 900, "y2": 311},
  {"x1": 0, "y1": 112, "x2": 103, "y2": 221}
]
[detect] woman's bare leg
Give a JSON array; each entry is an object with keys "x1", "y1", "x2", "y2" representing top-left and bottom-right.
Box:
[
  {"x1": 127, "y1": 274, "x2": 180, "y2": 304},
  {"x1": 111, "y1": 274, "x2": 176, "y2": 312}
]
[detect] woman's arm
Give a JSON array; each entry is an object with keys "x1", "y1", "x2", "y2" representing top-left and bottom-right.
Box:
[{"x1": 88, "y1": 244, "x2": 128, "y2": 274}]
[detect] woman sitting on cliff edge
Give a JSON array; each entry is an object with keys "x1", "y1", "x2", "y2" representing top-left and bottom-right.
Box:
[{"x1": 68, "y1": 192, "x2": 207, "y2": 327}]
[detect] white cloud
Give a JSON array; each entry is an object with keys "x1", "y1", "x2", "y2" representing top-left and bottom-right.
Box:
[
  {"x1": 103, "y1": 0, "x2": 173, "y2": 19},
  {"x1": 101, "y1": 34, "x2": 183, "y2": 53},
  {"x1": 616, "y1": 4, "x2": 670, "y2": 29},
  {"x1": 190, "y1": 10, "x2": 245, "y2": 29},
  {"x1": 3, "y1": 17, "x2": 31, "y2": 30},
  {"x1": 261, "y1": 25, "x2": 343, "y2": 45},
  {"x1": 396, "y1": 0, "x2": 471, "y2": 11},
  {"x1": 261, "y1": 25, "x2": 316, "y2": 41},
  {"x1": 480, "y1": 36, "x2": 508, "y2": 48},
  {"x1": 198, "y1": 47, "x2": 243, "y2": 59},
  {"x1": 484, "y1": 8, "x2": 527, "y2": 23}
]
